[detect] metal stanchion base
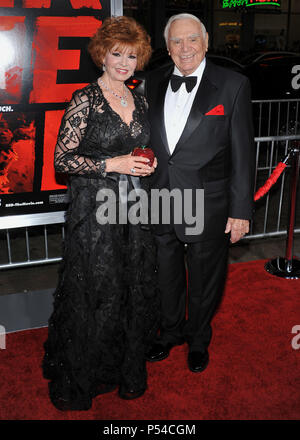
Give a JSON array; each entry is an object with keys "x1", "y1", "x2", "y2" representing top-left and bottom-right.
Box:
[{"x1": 265, "y1": 257, "x2": 300, "y2": 279}]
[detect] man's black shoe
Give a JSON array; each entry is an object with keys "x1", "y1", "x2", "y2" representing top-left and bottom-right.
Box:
[
  {"x1": 188, "y1": 350, "x2": 209, "y2": 373},
  {"x1": 146, "y1": 341, "x2": 182, "y2": 362}
]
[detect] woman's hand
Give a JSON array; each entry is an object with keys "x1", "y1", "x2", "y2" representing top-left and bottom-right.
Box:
[{"x1": 106, "y1": 154, "x2": 157, "y2": 177}]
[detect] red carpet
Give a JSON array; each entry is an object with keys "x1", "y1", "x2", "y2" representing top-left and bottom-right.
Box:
[{"x1": 0, "y1": 259, "x2": 299, "y2": 420}]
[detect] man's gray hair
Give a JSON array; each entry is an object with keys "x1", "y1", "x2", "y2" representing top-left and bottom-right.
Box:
[{"x1": 164, "y1": 13, "x2": 207, "y2": 48}]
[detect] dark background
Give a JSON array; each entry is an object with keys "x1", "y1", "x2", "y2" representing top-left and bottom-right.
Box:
[{"x1": 123, "y1": 0, "x2": 300, "y2": 56}]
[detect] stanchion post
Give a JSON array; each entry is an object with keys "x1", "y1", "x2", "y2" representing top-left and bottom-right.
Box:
[
  {"x1": 265, "y1": 142, "x2": 300, "y2": 279},
  {"x1": 285, "y1": 143, "x2": 300, "y2": 270}
]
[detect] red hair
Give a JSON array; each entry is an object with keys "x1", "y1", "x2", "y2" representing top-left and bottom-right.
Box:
[{"x1": 88, "y1": 16, "x2": 152, "y2": 71}]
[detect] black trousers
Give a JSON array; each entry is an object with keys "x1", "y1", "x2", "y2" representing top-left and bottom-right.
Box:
[{"x1": 155, "y1": 230, "x2": 229, "y2": 352}]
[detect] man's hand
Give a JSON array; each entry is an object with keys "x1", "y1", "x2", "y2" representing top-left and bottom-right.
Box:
[{"x1": 225, "y1": 217, "x2": 249, "y2": 243}]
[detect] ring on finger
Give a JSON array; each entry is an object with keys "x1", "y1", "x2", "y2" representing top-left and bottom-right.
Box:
[{"x1": 130, "y1": 168, "x2": 136, "y2": 173}]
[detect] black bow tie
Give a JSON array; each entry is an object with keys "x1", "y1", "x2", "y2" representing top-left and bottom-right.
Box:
[{"x1": 170, "y1": 74, "x2": 197, "y2": 93}]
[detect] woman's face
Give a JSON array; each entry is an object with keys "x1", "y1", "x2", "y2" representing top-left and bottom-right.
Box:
[{"x1": 102, "y1": 45, "x2": 137, "y2": 83}]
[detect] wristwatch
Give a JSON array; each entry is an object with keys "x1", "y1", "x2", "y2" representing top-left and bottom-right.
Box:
[{"x1": 99, "y1": 160, "x2": 107, "y2": 178}]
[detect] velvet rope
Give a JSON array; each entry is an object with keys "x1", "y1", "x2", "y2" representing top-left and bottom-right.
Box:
[{"x1": 254, "y1": 162, "x2": 287, "y2": 201}]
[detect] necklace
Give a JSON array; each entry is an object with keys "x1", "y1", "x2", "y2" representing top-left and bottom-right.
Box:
[{"x1": 98, "y1": 78, "x2": 128, "y2": 107}]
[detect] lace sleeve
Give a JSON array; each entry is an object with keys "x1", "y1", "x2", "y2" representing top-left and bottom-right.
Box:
[{"x1": 54, "y1": 89, "x2": 105, "y2": 178}]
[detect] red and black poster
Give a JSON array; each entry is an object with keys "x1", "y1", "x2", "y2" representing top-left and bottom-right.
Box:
[{"x1": 0, "y1": 0, "x2": 112, "y2": 215}]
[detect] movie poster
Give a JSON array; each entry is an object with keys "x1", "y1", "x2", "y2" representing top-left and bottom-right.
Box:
[{"x1": 0, "y1": 0, "x2": 111, "y2": 216}]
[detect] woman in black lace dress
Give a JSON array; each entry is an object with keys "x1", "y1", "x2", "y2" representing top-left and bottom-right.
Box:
[{"x1": 42, "y1": 16, "x2": 159, "y2": 410}]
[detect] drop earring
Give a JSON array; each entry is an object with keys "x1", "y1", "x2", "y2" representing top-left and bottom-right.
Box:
[{"x1": 102, "y1": 64, "x2": 106, "y2": 71}]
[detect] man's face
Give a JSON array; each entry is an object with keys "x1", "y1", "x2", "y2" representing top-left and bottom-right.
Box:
[{"x1": 168, "y1": 18, "x2": 208, "y2": 76}]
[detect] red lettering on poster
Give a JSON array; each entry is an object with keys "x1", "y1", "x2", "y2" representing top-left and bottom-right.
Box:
[
  {"x1": 0, "y1": 0, "x2": 102, "y2": 9},
  {"x1": 69, "y1": 0, "x2": 102, "y2": 8},
  {"x1": 41, "y1": 110, "x2": 67, "y2": 190},
  {"x1": 0, "y1": 0, "x2": 102, "y2": 7},
  {"x1": 22, "y1": 0, "x2": 51, "y2": 7},
  {"x1": 0, "y1": 16, "x2": 26, "y2": 104},
  {"x1": 0, "y1": 1, "x2": 14, "y2": 7},
  {"x1": 22, "y1": 0, "x2": 102, "y2": 7},
  {"x1": 30, "y1": 16, "x2": 101, "y2": 103},
  {"x1": 0, "y1": 16, "x2": 25, "y2": 31}
]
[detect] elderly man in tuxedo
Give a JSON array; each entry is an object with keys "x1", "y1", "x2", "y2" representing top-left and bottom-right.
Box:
[{"x1": 145, "y1": 13, "x2": 255, "y2": 372}]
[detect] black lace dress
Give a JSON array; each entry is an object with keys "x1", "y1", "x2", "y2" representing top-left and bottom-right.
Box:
[{"x1": 42, "y1": 82, "x2": 159, "y2": 410}]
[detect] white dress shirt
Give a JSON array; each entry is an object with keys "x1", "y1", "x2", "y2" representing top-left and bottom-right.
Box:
[{"x1": 164, "y1": 58, "x2": 206, "y2": 155}]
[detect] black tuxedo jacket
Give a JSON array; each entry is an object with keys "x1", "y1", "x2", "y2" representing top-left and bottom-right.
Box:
[{"x1": 146, "y1": 60, "x2": 255, "y2": 243}]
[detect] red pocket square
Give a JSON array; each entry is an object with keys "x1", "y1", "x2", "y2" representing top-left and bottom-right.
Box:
[{"x1": 205, "y1": 105, "x2": 224, "y2": 115}]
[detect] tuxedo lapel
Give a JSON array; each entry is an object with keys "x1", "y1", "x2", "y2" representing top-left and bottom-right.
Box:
[
  {"x1": 171, "y1": 63, "x2": 218, "y2": 156},
  {"x1": 153, "y1": 68, "x2": 172, "y2": 156}
]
